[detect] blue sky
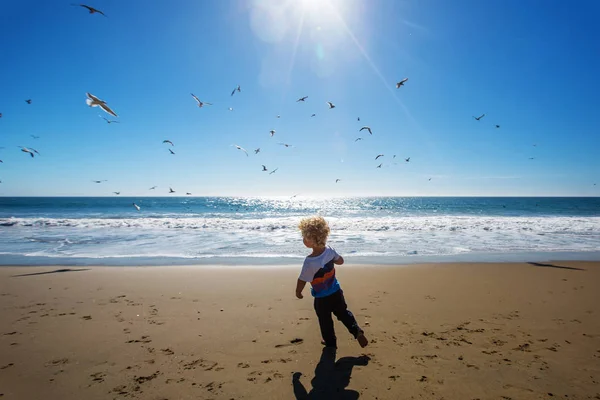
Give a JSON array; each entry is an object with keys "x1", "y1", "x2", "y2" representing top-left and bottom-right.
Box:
[{"x1": 0, "y1": 0, "x2": 599, "y2": 197}]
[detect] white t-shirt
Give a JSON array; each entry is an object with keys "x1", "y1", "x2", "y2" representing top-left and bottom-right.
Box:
[{"x1": 298, "y1": 246, "x2": 341, "y2": 298}]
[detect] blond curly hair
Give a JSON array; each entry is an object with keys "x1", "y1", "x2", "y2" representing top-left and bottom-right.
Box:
[{"x1": 298, "y1": 216, "x2": 330, "y2": 247}]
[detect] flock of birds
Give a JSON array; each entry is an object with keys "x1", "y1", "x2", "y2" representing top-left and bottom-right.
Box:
[{"x1": 2, "y1": 4, "x2": 595, "y2": 204}]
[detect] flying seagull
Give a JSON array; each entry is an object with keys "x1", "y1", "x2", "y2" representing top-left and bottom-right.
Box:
[
  {"x1": 149, "y1": 186, "x2": 157, "y2": 190},
  {"x1": 360, "y1": 126, "x2": 372, "y2": 135},
  {"x1": 473, "y1": 114, "x2": 485, "y2": 121},
  {"x1": 113, "y1": 192, "x2": 120, "y2": 195},
  {"x1": 133, "y1": 203, "x2": 140, "y2": 211},
  {"x1": 262, "y1": 165, "x2": 268, "y2": 172},
  {"x1": 169, "y1": 187, "x2": 176, "y2": 193},
  {"x1": 428, "y1": 178, "x2": 432, "y2": 181},
  {"x1": 168, "y1": 148, "x2": 175, "y2": 155},
  {"x1": 72, "y1": 4, "x2": 107, "y2": 16},
  {"x1": 18, "y1": 147, "x2": 35, "y2": 158},
  {"x1": 186, "y1": 192, "x2": 192, "y2": 195},
  {"x1": 0, "y1": 113, "x2": 3, "y2": 118},
  {"x1": 232, "y1": 144, "x2": 248, "y2": 156},
  {"x1": 276, "y1": 115, "x2": 280, "y2": 118},
  {"x1": 375, "y1": 154, "x2": 384, "y2": 160},
  {"x1": 190, "y1": 93, "x2": 212, "y2": 108},
  {"x1": 396, "y1": 78, "x2": 408, "y2": 88},
  {"x1": 376, "y1": 163, "x2": 382, "y2": 168},
  {"x1": 357, "y1": 117, "x2": 360, "y2": 121},
  {"x1": 100, "y1": 115, "x2": 119, "y2": 123},
  {"x1": 86, "y1": 92, "x2": 117, "y2": 117},
  {"x1": 30, "y1": 135, "x2": 40, "y2": 139},
  {"x1": 91, "y1": 180, "x2": 107, "y2": 183},
  {"x1": 355, "y1": 138, "x2": 363, "y2": 142},
  {"x1": 278, "y1": 143, "x2": 294, "y2": 148},
  {"x1": 297, "y1": 96, "x2": 308, "y2": 102},
  {"x1": 231, "y1": 85, "x2": 241, "y2": 96},
  {"x1": 163, "y1": 140, "x2": 174, "y2": 146},
  {"x1": 228, "y1": 107, "x2": 233, "y2": 111},
  {"x1": 311, "y1": 114, "x2": 316, "y2": 117},
  {"x1": 327, "y1": 101, "x2": 335, "y2": 109},
  {"x1": 495, "y1": 124, "x2": 500, "y2": 128},
  {"x1": 25, "y1": 99, "x2": 32, "y2": 104},
  {"x1": 335, "y1": 179, "x2": 341, "y2": 183},
  {"x1": 270, "y1": 130, "x2": 275, "y2": 137},
  {"x1": 269, "y1": 168, "x2": 279, "y2": 175},
  {"x1": 254, "y1": 148, "x2": 260, "y2": 154},
  {"x1": 405, "y1": 157, "x2": 411, "y2": 162}
]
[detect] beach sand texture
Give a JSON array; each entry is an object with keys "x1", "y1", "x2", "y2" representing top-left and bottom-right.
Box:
[{"x1": 0, "y1": 262, "x2": 599, "y2": 399}]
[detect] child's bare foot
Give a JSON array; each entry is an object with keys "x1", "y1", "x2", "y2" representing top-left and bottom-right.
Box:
[{"x1": 357, "y1": 332, "x2": 368, "y2": 348}]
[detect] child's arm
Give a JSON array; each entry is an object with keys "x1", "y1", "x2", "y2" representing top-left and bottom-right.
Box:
[
  {"x1": 334, "y1": 255, "x2": 344, "y2": 265},
  {"x1": 295, "y1": 279, "x2": 307, "y2": 299}
]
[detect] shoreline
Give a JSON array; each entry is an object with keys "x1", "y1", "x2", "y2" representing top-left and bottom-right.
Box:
[{"x1": 1, "y1": 249, "x2": 600, "y2": 267}]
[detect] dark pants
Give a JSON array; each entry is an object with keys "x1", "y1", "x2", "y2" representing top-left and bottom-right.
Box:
[{"x1": 314, "y1": 289, "x2": 361, "y2": 348}]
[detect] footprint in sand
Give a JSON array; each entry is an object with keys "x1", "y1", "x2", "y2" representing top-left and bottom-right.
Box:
[
  {"x1": 126, "y1": 336, "x2": 151, "y2": 344},
  {"x1": 161, "y1": 348, "x2": 174, "y2": 355},
  {"x1": 0, "y1": 363, "x2": 14, "y2": 370},
  {"x1": 82, "y1": 315, "x2": 92, "y2": 320},
  {"x1": 275, "y1": 338, "x2": 304, "y2": 348}
]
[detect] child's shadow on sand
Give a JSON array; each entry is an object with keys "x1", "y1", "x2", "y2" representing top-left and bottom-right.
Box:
[{"x1": 292, "y1": 348, "x2": 370, "y2": 400}]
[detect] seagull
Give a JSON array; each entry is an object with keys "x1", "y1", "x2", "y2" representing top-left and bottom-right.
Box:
[
  {"x1": 0, "y1": 160, "x2": 3, "y2": 163},
  {"x1": 311, "y1": 114, "x2": 316, "y2": 117},
  {"x1": 228, "y1": 107, "x2": 233, "y2": 111},
  {"x1": 262, "y1": 165, "x2": 268, "y2": 172},
  {"x1": 405, "y1": 157, "x2": 411, "y2": 162},
  {"x1": 113, "y1": 192, "x2": 120, "y2": 195},
  {"x1": 232, "y1": 144, "x2": 248, "y2": 156},
  {"x1": 360, "y1": 126, "x2": 372, "y2": 135},
  {"x1": 99, "y1": 115, "x2": 119, "y2": 124},
  {"x1": 270, "y1": 130, "x2": 275, "y2": 137},
  {"x1": 357, "y1": 117, "x2": 360, "y2": 121},
  {"x1": 495, "y1": 125, "x2": 500, "y2": 128},
  {"x1": 72, "y1": 4, "x2": 107, "y2": 16},
  {"x1": 393, "y1": 155, "x2": 396, "y2": 159},
  {"x1": 86, "y1": 92, "x2": 117, "y2": 117},
  {"x1": 0, "y1": 113, "x2": 3, "y2": 118},
  {"x1": 326, "y1": 101, "x2": 335, "y2": 109},
  {"x1": 168, "y1": 149, "x2": 175, "y2": 155},
  {"x1": 163, "y1": 140, "x2": 174, "y2": 146},
  {"x1": 19, "y1": 147, "x2": 35, "y2": 158},
  {"x1": 376, "y1": 163, "x2": 382, "y2": 168},
  {"x1": 297, "y1": 96, "x2": 308, "y2": 102},
  {"x1": 269, "y1": 168, "x2": 278, "y2": 175},
  {"x1": 186, "y1": 192, "x2": 192, "y2": 195},
  {"x1": 355, "y1": 138, "x2": 363, "y2": 142},
  {"x1": 335, "y1": 179, "x2": 341, "y2": 183},
  {"x1": 396, "y1": 78, "x2": 408, "y2": 88},
  {"x1": 231, "y1": 85, "x2": 241, "y2": 96},
  {"x1": 254, "y1": 148, "x2": 260, "y2": 154},
  {"x1": 529, "y1": 157, "x2": 535, "y2": 160},
  {"x1": 278, "y1": 143, "x2": 294, "y2": 148},
  {"x1": 473, "y1": 114, "x2": 485, "y2": 121},
  {"x1": 375, "y1": 154, "x2": 384, "y2": 160},
  {"x1": 133, "y1": 203, "x2": 140, "y2": 211},
  {"x1": 276, "y1": 115, "x2": 280, "y2": 118},
  {"x1": 190, "y1": 93, "x2": 212, "y2": 108},
  {"x1": 30, "y1": 135, "x2": 40, "y2": 139},
  {"x1": 91, "y1": 180, "x2": 107, "y2": 183},
  {"x1": 98, "y1": 115, "x2": 119, "y2": 124},
  {"x1": 25, "y1": 99, "x2": 32, "y2": 104},
  {"x1": 428, "y1": 178, "x2": 432, "y2": 181},
  {"x1": 149, "y1": 186, "x2": 157, "y2": 190},
  {"x1": 169, "y1": 187, "x2": 175, "y2": 193}
]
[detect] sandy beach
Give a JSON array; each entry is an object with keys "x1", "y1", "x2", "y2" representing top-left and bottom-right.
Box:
[{"x1": 1, "y1": 261, "x2": 599, "y2": 399}]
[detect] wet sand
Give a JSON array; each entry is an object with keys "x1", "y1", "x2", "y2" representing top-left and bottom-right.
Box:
[{"x1": 0, "y1": 261, "x2": 599, "y2": 399}]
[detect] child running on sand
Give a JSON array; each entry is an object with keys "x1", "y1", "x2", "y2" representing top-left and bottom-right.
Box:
[{"x1": 295, "y1": 216, "x2": 368, "y2": 349}]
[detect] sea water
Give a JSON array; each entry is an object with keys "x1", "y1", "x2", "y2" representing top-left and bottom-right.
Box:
[{"x1": 0, "y1": 196, "x2": 599, "y2": 266}]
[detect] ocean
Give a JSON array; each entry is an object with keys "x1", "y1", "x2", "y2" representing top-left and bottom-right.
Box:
[{"x1": 0, "y1": 196, "x2": 599, "y2": 266}]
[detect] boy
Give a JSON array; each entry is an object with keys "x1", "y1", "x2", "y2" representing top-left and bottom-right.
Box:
[{"x1": 296, "y1": 216, "x2": 368, "y2": 349}]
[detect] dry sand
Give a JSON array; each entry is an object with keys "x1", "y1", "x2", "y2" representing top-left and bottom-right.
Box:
[{"x1": 0, "y1": 261, "x2": 599, "y2": 399}]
